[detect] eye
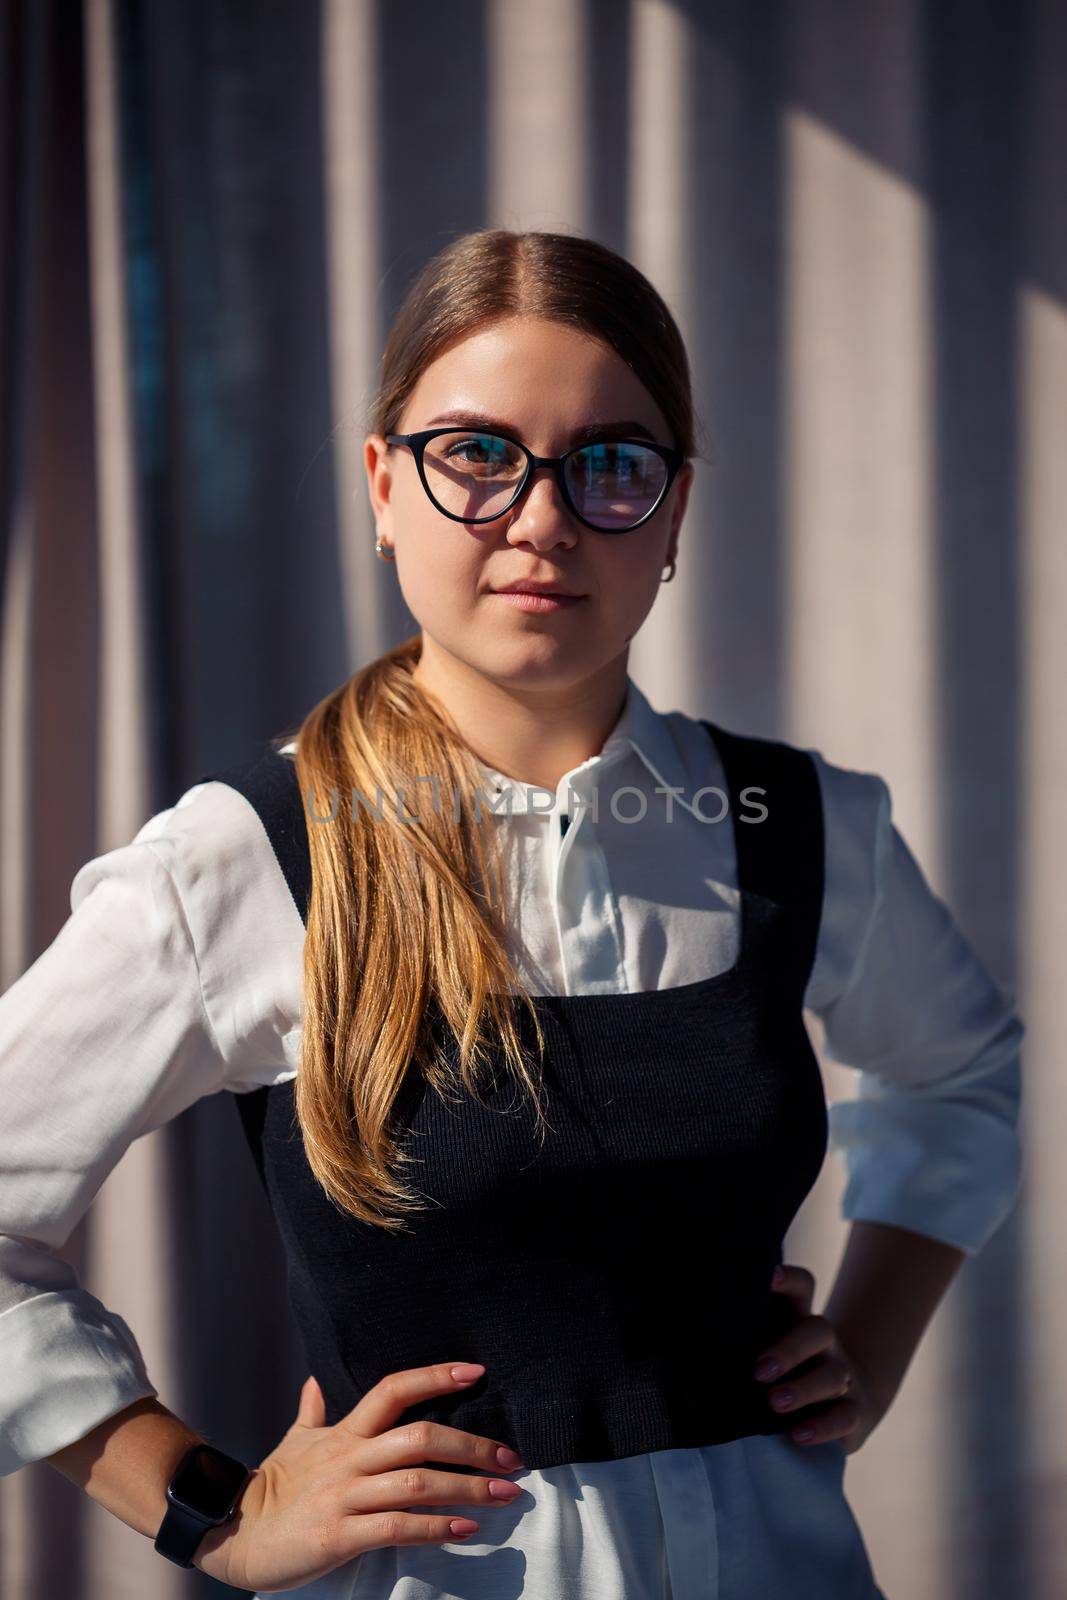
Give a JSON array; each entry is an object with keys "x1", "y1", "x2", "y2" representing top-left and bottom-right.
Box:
[{"x1": 441, "y1": 434, "x2": 511, "y2": 467}]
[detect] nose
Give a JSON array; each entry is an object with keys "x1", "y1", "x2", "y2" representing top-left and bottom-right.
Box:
[{"x1": 504, "y1": 463, "x2": 578, "y2": 546}]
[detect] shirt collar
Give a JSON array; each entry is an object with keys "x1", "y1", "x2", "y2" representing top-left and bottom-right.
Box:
[{"x1": 473, "y1": 676, "x2": 689, "y2": 818}]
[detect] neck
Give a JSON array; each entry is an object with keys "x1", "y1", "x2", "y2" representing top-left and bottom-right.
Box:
[{"x1": 411, "y1": 640, "x2": 630, "y2": 793}]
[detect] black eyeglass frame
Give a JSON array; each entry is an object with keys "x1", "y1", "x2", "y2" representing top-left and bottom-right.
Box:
[{"x1": 384, "y1": 426, "x2": 687, "y2": 534}]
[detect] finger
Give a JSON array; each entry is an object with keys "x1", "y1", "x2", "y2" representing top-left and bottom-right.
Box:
[
  {"x1": 339, "y1": 1363, "x2": 489, "y2": 1440},
  {"x1": 765, "y1": 1357, "x2": 854, "y2": 1416},
  {"x1": 783, "y1": 1396, "x2": 864, "y2": 1447},
  {"x1": 338, "y1": 1510, "x2": 483, "y2": 1556},
  {"x1": 358, "y1": 1417, "x2": 524, "y2": 1482},
  {"x1": 753, "y1": 1313, "x2": 836, "y2": 1380},
  {"x1": 295, "y1": 1373, "x2": 327, "y2": 1429},
  {"x1": 349, "y1": 1464, "x2": 526, "y2": 1515},
  {"x1": 769, "y1": 1262, "x2": 816, "y2": 1317}
]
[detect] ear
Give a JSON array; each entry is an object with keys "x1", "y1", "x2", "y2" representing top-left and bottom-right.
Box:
[
  {"x1": 364, "y1": 433, "x2": 396, "y2": 532},
  {"x1": 666, "y1": 460, "x2": 695, "y2": 563}
]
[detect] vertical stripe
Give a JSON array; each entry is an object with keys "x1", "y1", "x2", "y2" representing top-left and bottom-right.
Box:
[
  {"x1": 782, "y1": 107, "x2": 936, "y2": 852},
  {"x1": 627, "y1": 0, "x2": 696, "y2": 713},
  {"x1": 85, "y1": 0, "x2": 148, "y2": 849},
  {"x1": 321, "y1": 0, "x2": 384, "y2": 660},
  {"x1": 487, "y1": 0, "x2": 589, "y2": 226},
  {"x1": 0, "y1": 501, "x2": 31, "y2": 989},
  {"x1": 1019, "y1": 279, "x2": 1067, "y2": 1576},
  {"x1": 82, "y1": 6, "x2": 181, "y2": 1596}
]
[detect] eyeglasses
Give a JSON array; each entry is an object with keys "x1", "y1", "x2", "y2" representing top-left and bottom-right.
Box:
[{"x1": 384, "y1": 426, "x2": 686, "y2": 534}]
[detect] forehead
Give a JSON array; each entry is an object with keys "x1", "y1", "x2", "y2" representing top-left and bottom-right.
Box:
[{"x1": 403, "y1": 317, "x2": 671, "y2": 443}]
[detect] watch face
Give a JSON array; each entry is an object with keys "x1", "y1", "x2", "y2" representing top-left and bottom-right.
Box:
[{"x1": 169, "y1": 1445, "x2": 249, "y2": 1520}]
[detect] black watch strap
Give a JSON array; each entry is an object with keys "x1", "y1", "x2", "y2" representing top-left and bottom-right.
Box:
[{"x1": 154, "y1": 1497, "x2": 222, "y2": 1568}]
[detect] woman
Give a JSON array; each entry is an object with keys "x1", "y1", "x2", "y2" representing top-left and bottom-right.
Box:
[{"x1": 0, "y1": 229, "x2": 1023, "y2": 1599}]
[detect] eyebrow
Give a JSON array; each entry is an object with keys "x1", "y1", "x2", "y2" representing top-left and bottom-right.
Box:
[{"x1": 422, "y1": 412, "x2": 658, "y2": 446}]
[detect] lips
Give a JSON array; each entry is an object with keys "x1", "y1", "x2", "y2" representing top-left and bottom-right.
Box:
[
  {"x1": 492, "y1": 582, "x2": 584, "y2": 597},
  {"x1": 491, "y1": 589, "x2": 586, "y2": 612}
]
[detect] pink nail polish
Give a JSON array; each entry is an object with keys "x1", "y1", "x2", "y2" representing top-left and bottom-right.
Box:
[{"x1": 488, "y1": 1480, "x2": 523, "y2": 1500}]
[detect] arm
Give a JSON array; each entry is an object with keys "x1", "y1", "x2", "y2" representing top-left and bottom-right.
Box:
[
  {"x1": 794, "y1": 754, "x2": 1024, "y2": 1432},
  {"x1": 821, "y1": 1219, "x2": 964, "y2": 1418},
  {"x1": 0, "y1": 812, "x2": 258, "y2": 1573},
  {"x1": 1, "y1": 779, "x2": 302, "y2": 1487},
  {"x1": 808, "y1": 751, "x2": 1024, "y2": 1258},
  {"x1": 0, "y1": 834, "x2": 224, "y2": 1476},
  {"x1": 0, "y1": 781, "x2": 309, "y2": 1569},
  {"x1": 44, "y1": 1396, "x2": 245, "y2": 1581},
  {"x1": 44, "y1": 1395, "x2": 205, "y2": 1540}
]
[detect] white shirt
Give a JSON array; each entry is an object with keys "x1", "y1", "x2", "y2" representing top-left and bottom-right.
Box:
[{"x1": 0, "y1": 677, "x2": 1022, "y2": 1597}]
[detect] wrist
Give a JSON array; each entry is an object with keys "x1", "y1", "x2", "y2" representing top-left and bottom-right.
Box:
[
  {"x1": 191, "y1": 1466, "x2": 261, "y2": 1586},
  {"x1": 191, "y1": 1519, "x2": 237, "y2": 1584},
  {"x1": 828, "y1": 1316, "x2": 901, "y2": 1420}
]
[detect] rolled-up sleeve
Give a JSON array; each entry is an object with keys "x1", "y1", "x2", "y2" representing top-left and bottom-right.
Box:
[
  {"x1": 0, "y1": 826, "x2": 229, "y2": 1476},
  {"x1": 806, "y1": 752, "x2": 1024, "y2": 1257}
]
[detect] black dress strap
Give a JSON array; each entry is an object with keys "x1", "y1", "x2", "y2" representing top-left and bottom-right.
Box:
[
  {"x1": 198, "y1": 744, "x2": 310, "y2": 924},
  {"x1": 701, "y1": 718, "x2": 824, "y2": 997}
]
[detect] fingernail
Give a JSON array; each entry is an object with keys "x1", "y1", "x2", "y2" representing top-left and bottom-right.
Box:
[
  {"x1": 451, "y1": 1364, "x2": 485, "y2": 1382},
  {"x1": 771, "y1": 1265, "x2": 784, "y2": 1285},
  {"x1": 496, "y1": 1446, "x2": 524, "y2": 1470},
  {"x1": 488, "y1": 1480, "x2": 523, "y2": 1499},
  {"x1": 770, "y1": 1389, "x2": 794, "y2": 1410},
  {"x1": 753, "y1": 1356, "x2": 780, "y2": 1381},
  {"x1": 792, "y1": 1426, "x2": 815, "y2": 1442}
]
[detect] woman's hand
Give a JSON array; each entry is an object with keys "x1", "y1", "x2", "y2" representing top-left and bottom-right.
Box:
[
  {"x1": 193, "y1": 1362, "x2": 527, "y2": 1593},
  {"x1": 752, "y1": 1263, "x2": 887, "y2": 1455}
]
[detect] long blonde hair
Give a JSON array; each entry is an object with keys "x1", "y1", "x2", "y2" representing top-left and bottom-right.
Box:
[{"x1": 282, "y1": 228, "x2": 705, "y2": 1229}]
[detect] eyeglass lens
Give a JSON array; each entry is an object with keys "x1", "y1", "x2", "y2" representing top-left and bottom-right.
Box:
[{"x1": 421, "y1": 432, "x2": 668, "y2": 530}]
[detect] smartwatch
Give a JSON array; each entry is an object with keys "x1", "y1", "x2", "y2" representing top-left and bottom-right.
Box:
[{"x1": 154, "y1": 1441, "x2": 254, "y2": 1569}]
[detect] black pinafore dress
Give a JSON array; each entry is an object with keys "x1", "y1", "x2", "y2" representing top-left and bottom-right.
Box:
[{"x1": 200, "y1": 719, "x2": 829, "y2": 1470}]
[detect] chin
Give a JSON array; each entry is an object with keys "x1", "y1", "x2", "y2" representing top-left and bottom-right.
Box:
[{"x1": 480, "y1": 645, "x2": 595, "y2": 691}]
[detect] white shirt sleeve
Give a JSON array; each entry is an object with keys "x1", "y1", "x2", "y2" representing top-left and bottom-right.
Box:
[
  {"x1": 805, "y1": 751, "x2": 1024, "y2": 1256},
  {"x1": 0, "y1": 779, "x2": 304, "y2": 1476}
]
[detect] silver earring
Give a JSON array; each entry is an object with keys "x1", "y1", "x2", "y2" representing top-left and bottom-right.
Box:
[
  {"x1": 660, "y1": 557, "x2": 677, "y2": 583},
  {"x1": 375, "y1": 539, "x2": 396, "y2": 562}
]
